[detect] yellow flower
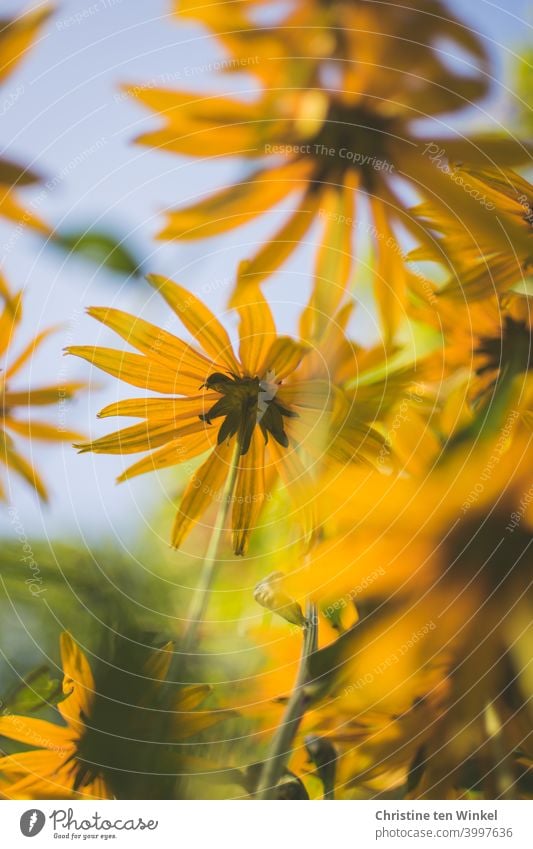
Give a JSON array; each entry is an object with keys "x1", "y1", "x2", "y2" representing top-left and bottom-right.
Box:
[
  {"x1": 127, "y1": 2, "x2": 529, "y2": 336},
  {"x1": 0, "y1": 285, "x2": 83, "y2": 500},
  {"x1": 412, "y1": 168, "x2": 533, "y2": 300},
  {"x1": 0, "y1": 6, "x2": 52, "y2": 233},
  {"x1": 68, "y1": 273, "x2": 390, "y2": 554},
  {"x1": 0, "y1": 632, "x2": 227, "y2": 799},
  {"x1": 284, "y1": 435, "x2": 533, "y2": 798}
]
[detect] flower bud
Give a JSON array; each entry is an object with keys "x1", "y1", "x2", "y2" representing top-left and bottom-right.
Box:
[{"x1": 254, "y1": 571, "x2": 306, "y2": 627}]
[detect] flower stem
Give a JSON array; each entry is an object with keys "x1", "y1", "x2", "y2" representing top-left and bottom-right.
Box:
[
  {"x1": 255, "y1": 600, "x2": 318, "y2": 799},
  {"x1": 181, "y1": 446, "x2": 240, "y2": 655}
]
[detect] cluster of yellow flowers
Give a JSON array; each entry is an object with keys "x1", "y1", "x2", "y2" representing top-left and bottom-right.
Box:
[{"x1": 0, "y1": 1, "x2": 531, "y2": 800}]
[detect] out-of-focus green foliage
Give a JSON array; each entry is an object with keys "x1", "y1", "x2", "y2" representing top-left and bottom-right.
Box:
[{"x1": 53, "y1": 228, "x2": 143, "y2": 277}]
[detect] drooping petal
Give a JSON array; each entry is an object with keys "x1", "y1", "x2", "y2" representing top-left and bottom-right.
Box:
[
  {"x1": 174, "y1": 684, "x2": 211, "y2": 712},
  {"x1": 371, "y1": 196, "x2": 408, "y2": 343},
  {"x1": 143, "y1": 641, "x2": 173, "y2": 683},
  {"x1": 232, "y1": 428, "x2": 266, "y2": 555},
  {"x1": 0, "y1": 189, "x2": 49, "y2": 233},
  {"x1": 263, "y1": 337, "x2": 309, "y2": 381},
  {"x1": 0, "y1": 429, "x2": 48, "y2": 500},
  {"x1": 230, "y1": 189, "x2": 321, "y2": 293},
  {"x1": 117, "y1": 431, "x2": 210, "y2": 482},
  {"x1": 268, "y1": 440, "x2": 315, "y2": 545},
  {"x1": 0, "y1": 290, "x2": 22, "y2": 357},
  {"x1": 301, "y1": 172, "x2": 357, "y2": 340},
  {"x1": 172, "y1": 439, "x2": 235, "y2": 548}
]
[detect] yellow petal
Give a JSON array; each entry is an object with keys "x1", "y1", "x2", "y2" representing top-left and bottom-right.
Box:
[
  {"x1": 302, "y1": 172, "x2": 357, "y2": 340},
  {"x1": 0, "y1": 716, "x2": 72, "y2": 749},
  {"x1": 158, "y1": 160, "x2": 312, "y2": 241},
  {"x1": 87, "y1": 306, "x2": 215, "y2": 375},
  {"x1": 67, "y1": 346, "x2": 190, "y2": 394},
  {"x1": 0, "y1": 6, "x2": 53, "y2": 84},
  {"x1": 0, "y1": 190, "x2": 49, "y2": 233},
  {"x1": 97, "y1": 393, "x2": 217, "y2": 420},
  {"x1": 58, "y1": 632, "x2": 95, "y2": 724},
  {"x1": 232, "y1": 428, "x2": 266, "y2": 555},
  {"x1": 231, "y1": 189, "x2": 321, "y2": 295},
  {"x1": 263, "y1": 336, "x2": 309, "y2": 380},
  {"x1": 0, "y1": 429, "x2": 48, "y2": 500},
  {"x1": 235, "y1": 266, "x2": 276, "y2": 375},
  {"x1": 174, "y1": 684, "x2": 211, "y2": 711},
  {"x1": 77, "y1": 418, "x2": 207, "y2": 456},
  {"x1": 143, "y1": 641, "x2": 173, "y2": 682},
  {"x1": 370, "y1": 196, "x2": 407, "y2": 343},
  {"x1": 0, "y1": 290, "x2": 22, "y2": 357},
  {"x1": 5, "y1": 418, "x2": 83, "y2": 442},
  {"x1": 4, "y1": 326, "x2": 59, "y2": 378},
  {"x1": 118, "y1": 431, "x2": 210, "y2": 482},
  {"x1": 3, "y1": 383, "x2": 84, "y2": 407},
  {"x1": 268, "y1": 440, "x2": 315, "y2": 544}
]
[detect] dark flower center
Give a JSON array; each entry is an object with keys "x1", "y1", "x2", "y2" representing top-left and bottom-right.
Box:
[
  {"x1": 310, "y1": 103, "x2": 395, "y2": 190},
  {"x1": 200, "y1": 373, "x2": 298, "y2": 455}
]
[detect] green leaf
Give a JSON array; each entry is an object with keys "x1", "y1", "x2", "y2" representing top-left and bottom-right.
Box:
[
  {"x1": 54, "y1": 229, "x2": 143, "y2": 277},
  {"x1": 3, "y1": 666, "x2": 62, "y2": 714}
]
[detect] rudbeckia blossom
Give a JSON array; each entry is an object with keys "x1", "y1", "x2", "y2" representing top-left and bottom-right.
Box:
[
  {"x1": 412, "y1": 288, "x2": 533, "y2": 418},
  {"x1": 411, "y1": 168, "x2": 533, "y2": 300},
  {"x1": 283, "y1": 435, "x2": 533, "y2": 798},
  {"x1": 0, "y1": 6, "x2": 51, "y2": 233},
  {"x1": 0, "y1": 285, "x2": 83, "y2": 500},
  {"x1": 0, "y1": 633, "x2": 228, "y2": 799},
  {"x1": 68, "y1": 274, "x2": 390, "y2": 554},
  {"x1": 127, "y1": 1, "x2": 529, "y2": 336}
]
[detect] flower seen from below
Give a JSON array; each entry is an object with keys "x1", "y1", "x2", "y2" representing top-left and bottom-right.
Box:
[
  {"x1": 128, "y1": 1, "x2": 530, "y2": 336},
  {"x1": 68, "y1": 273, "x2": 392, "y2": 554}
]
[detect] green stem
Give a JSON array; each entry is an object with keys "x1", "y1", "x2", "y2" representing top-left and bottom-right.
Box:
[
  {"x1": 256, "y1": 601, "x2": 318, "y2": 799},
  {"x1": 181, "y1": 446, "x2": 240, "y2": 655}
]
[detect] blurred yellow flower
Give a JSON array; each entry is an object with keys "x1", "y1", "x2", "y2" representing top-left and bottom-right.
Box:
[
  {"x1": 412, "y1": 288, "x2": 533, "y2": 424},
  {"x1": 0, "y1": 6, "x2": 52, "y2": 233},
  {"x1": 283, "y1": 435, "x2": 533, "y2": 797},
  {"x1": 0, "y1": 632, "x2": 227, "y2": 799},
  {"x1": 69, "y1": 274, "x2": 390, "y2": 553},
  {"x1": 0, "y1": 285, "x2": 83, "y2": 500}
]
